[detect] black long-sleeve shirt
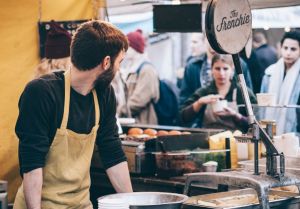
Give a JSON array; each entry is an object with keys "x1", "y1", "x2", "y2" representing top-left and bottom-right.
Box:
[{"x1": 15, "y1": 71, "x2": 126, "y2": 175}]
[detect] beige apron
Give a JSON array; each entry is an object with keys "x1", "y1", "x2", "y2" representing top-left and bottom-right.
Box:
[
  {"x1": 14, "y1": 70, "x2": 100, "y2": 209},
  {"x1": 203, "y1": 88, "x2": 238, "y2": 130}
]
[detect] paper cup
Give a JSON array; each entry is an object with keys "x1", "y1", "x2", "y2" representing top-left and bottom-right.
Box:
[
  {"x1": 212, "y1": 100, "x2": 228, "y2": 112},
  {"x1": 203, "y1": 161, "x2": 218, "y2": 172}
]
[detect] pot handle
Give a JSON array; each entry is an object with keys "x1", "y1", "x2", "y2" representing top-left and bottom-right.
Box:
[{"x1": 183, "y1": 173, "x2": 209, "y2": 196}]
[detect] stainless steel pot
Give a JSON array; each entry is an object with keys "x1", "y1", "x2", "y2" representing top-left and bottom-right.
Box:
[{"x1": 97, "y1": 192, "x2": 188, "y2": 209}]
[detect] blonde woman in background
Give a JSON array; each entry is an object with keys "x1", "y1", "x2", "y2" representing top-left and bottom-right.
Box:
[
  {"x1": 34, "y1": 20, "x2": 71, "y2": 78},
  {"x1": 180, "y1": 54, "x2": 256, "y2": 132}
]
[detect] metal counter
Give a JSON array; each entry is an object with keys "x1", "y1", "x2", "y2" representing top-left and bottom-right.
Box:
[{"x1": 183, "y1": 188, "x2": 300, "y2": 209}]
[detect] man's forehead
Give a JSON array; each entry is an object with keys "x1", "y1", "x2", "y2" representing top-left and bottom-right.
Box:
[{"x1": 282, "y1": 38, "x2": 299, "y2": 46}]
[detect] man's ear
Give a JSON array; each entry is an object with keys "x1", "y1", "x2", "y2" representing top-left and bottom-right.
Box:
[{"x1": 102, "y1": 56, "x2": 111, "y2": 71}]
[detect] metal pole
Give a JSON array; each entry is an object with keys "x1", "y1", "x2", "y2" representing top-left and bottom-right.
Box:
[{"x1": 232, "y1": 54, "x2": 255, "y2": 124}]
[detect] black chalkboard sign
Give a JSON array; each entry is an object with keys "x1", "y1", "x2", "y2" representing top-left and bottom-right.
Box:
[
  {"x1": 38, "y1": 20, "x2": 88, "y2": 58},
  {"x1": 153, "y1": 4, "x2": 202, "y2": 33}
]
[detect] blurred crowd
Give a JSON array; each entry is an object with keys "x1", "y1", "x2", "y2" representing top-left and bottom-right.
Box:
[
  {"x1": 114, "y1": 29, "x2": 300, "y2": 136},
  {"x1": 36, "y1": 20, "x2": 300, "y2": 135}
]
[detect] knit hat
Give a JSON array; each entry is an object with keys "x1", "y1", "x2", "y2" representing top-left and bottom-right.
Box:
[
  {"x1": 126, "y1": 29, "x2": 145, "y2": 54},
  {"x1": 45, "y1": 20, "x2": 72, "y2": 59}
]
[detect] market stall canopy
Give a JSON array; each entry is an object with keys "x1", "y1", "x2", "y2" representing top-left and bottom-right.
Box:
[
  {"x1": 252, "y1": 5, "x2": 300, "y2": 28},
  {"x1": 249, "y1": 0, "x2": 300, "y2": 9},
  {"x1": 105, "y1": 0, "x2": 300, "y2": 32},
  {"x1": 106, "y1": 0, "x2": 300, "y2": 10}
]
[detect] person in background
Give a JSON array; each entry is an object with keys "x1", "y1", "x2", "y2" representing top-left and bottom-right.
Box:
[
  {"x1": 186, "y1": 33, "x2": 206, "y2": 64},
  {"x1": 177, "y1": 33, "x2": 206, "y2": 89},
  {"x1": 119, "y1": 29, "x2": 159, "y2": 124},
  {"x1": 34, "y1": 20, "x2": 71, "y2": 78},
  {"x1": 261, "y1": 31, "x2": 300, "y2": 135},
  {"x1": 250, "y1": 31, "x2": 277, "y2": 93},
  {"x1": 180, "y1": 54, "x2": 256, "y2": 132},
  {"x1": 14, "y1": 20, "x2": 132, "y2": 209},
  {"x1": 179, "y1": 35, "x2": 253, "y2": 107},
  {"x1": 111, "y1": 71, "x2": 127, "y2": 117}
]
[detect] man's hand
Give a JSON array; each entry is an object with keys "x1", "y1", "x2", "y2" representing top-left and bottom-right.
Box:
[
  {"x1": 23, "y1": 168, "x2": 43, "y2": 209},
  {"x1": 106, "y1": 161, "x2": 133, "y2": 193}
]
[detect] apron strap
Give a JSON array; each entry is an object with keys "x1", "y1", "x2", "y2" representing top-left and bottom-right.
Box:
[
  {"x1": 61, "y1": 69, "x2": 71, "y2": 129},
  {"x1": 92, "y1": 90, "x2": 100, "y2": 126}
]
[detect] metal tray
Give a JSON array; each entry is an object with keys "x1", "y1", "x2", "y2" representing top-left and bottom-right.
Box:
[{"x1": 183, "y1": 188, "x2": 300, "y2": 209}]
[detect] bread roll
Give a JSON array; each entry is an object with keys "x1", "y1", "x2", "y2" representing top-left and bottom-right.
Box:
[
  {"x1": 143, "y1": 128, "x2": 157, "y2": 136},
  {"x1": 157, "y1": 130, "x2": 169, "y2": 136},
  {"x1": 168, "y1": 130, "x2": 182, "y2": 135},
  {"x1": 128, "y1": 128, "x2": 143, "y2": 136}
]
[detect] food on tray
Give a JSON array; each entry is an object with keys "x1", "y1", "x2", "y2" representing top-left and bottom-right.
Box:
[
  {"x1": 125, "y1": 127, "x2": 193, "y2": 143},
  {"x1": 124, "y1": 134, "x2": 153, "y2": 142},
  {"x1": 182, "y1": 131, "x2": 191, "y2": 135},
  {"x1": 273, "y1": 185, "x2": 299, "y2": 193},
  {"x1": 168, "y1": 130, "x2": 182, "y2": 135},
  {"x1": 196, "y1": 200, "x2": 216, "y2": 207},
  {"x1": 128, "y1": 128, "x2": 143, "y2": 136},
  {"x1": 143, "y1": 128, "x2": 157, "y2": 136},
  {"x1": 195, "y1": 193, "x2": 283, "y2": 207},
  {"x1": 157, "y1": 130, "x2": 169, "y2": 136}
]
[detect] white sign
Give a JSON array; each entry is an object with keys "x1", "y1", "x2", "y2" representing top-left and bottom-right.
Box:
[{"x1": 208, "y1": 0, "x2": 252, "y2": 54}]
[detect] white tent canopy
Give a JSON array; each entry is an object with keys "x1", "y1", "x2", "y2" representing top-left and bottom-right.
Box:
[
  {"x1": 107, "y1": 1, "x2": 300, "y2": 30},
  {"x1": 106, "y1": 0, "x2": 300, "y2": 17},
  {"x1": 252, "y1": 5, "x2": 300, "y2": 28},
  {"x1": 249, "y1": 0, "x2": 300, "y2": 9}
]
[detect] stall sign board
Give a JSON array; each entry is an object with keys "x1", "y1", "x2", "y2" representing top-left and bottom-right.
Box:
[
  {"x1": 205, "y1": 0, "x2": 252, "y2": 54},
  {"x1": 153, "y1": 4, "x2": 202, "y2": 33}
]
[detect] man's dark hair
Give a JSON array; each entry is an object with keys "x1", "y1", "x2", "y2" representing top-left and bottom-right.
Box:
[
  {"x1": 281, "y1": 31, "x2": 300, "y2": 47},
  {"x1": 253, "y1": 32, "x2": 267, "y2": 44},
  {"x1": 71, "y1": 20, "x2": 128, "y2": 71}
]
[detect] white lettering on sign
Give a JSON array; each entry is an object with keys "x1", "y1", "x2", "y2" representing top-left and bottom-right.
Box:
[{"x1": 216, "y1": 10, "x2": 251, "y2": 32}]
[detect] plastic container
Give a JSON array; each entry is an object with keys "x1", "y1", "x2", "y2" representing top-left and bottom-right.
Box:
[{"x1": 202, "y1": 161, "x2": 218, "y2": 172}]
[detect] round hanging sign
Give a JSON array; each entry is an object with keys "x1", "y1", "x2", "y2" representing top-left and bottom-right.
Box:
[{"x1": 205, "y1": 0, "x2": 252, "y2": 54}]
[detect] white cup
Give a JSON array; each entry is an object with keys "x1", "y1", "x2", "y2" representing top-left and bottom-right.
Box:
[
  {"x1": 212, "y1": 100, "x2": 228, "y2": 112},
  {"x1": 203, "y1": 161, "x2": 218, "y2": 172},
  {"x1": 256, "y1": 93, "x2": 276, "y2": 106}
]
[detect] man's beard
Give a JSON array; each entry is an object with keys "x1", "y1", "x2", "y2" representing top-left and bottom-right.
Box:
[{"x1": 94, "y1": 64, "x2": 117, "y2": 89}]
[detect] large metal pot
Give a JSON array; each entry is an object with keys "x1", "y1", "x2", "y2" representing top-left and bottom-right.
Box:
[{"x1": 97, "y1": 192, "x2": 188, "y2": 209}]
